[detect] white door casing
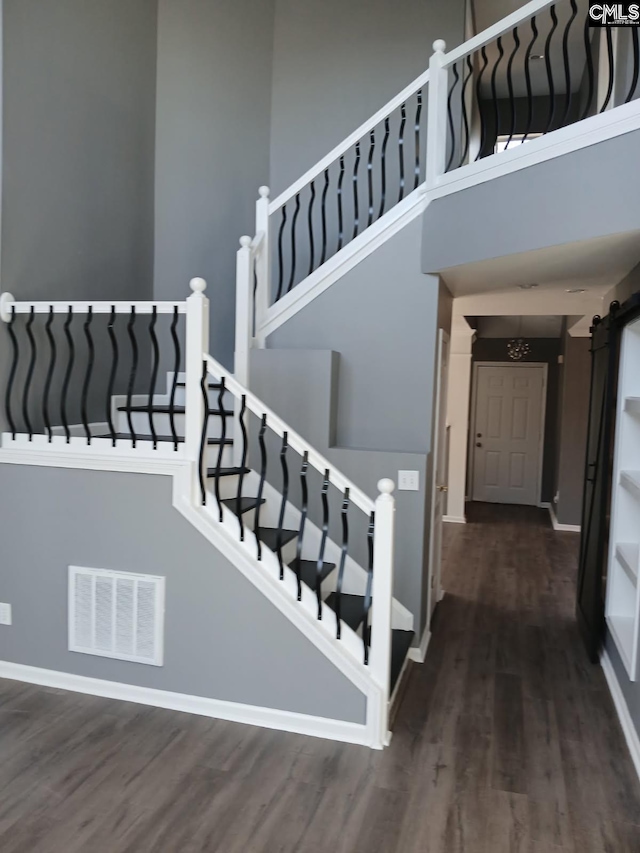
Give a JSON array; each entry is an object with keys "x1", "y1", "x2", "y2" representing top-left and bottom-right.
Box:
[
  {"x1": 471, "y1": 363, "x2": 546, "y2": 506},
  {"x1": 428, "y1": 330, "x2": 450, "y2": 619}
]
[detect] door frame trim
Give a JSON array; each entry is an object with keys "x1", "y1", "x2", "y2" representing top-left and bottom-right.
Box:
[{"x1": 469, "y1": 361, "x2": 548, "y2": 506}]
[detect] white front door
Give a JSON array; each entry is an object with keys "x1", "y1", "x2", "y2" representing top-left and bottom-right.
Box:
[
  {"x1": 471, "y1": 363, "x2": 545, "y2": 506},
  {"x1": 428, "y1": 330, "x2": 450, "y2": 619}
]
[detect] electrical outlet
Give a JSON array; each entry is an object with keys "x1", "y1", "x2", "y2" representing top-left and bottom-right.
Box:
[
  {"x1": 0, "y1": 603, "x2": 12, "y2": 626},
  {"x1": 398, "y1": 470, "x2": 419, "y2": 491}
]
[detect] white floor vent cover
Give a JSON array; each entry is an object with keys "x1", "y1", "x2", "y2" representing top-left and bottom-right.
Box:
[{"x1": 69, "y1": 566, "x2": 165, "y2": 666}]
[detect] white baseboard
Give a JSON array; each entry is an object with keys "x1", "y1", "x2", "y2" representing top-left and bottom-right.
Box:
[
  {"x1": 548, "y1": 505, "x2": 581, "y2": 533},
  {"x1": 601, "y1": 648, "x2": 640, "y2": 784},
  {"x1": 408, "y1": 626, "x2": 432, "y2": 663},
  {"x1": 0, "y1": 660, "x2": 371, "y2": 747},
  {"x1": 443, "y1": 515, "x2": 466, "y2": 524},
  {"x1": 538, "y1": 501, "x2": 551, "y2": 509}
]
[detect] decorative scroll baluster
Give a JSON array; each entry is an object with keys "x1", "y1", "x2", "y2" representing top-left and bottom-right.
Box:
[
  {"x1": 625, "y1": 27, "x2": 639, "y2": 103},
  {"x1": 294, "y1": 451, "x2": 309, "y2": 601},
  {"x1": 287, "y1": 194, "x2": 301, "y2": 294},
  {"x1": 276, "y1": 205, "x2": 287, "y2": 302},
  {"x1": 147, "y1": 306, "x2": 159, "y2": 449},
  {"x1": 352, "y1": 141, "x2": 361, "y2": 240},
  {"x1": 236, "y1": 395, "x2": 248, "y2": 542},
  {"x1": 5, "y1": 308, "x2": 18, "y2": 439},
  {"x1": 379, "y1": 117, "x2": 390, "y2": 217},
  {"x1": 337, "y1": 155, "x2": 345, "y2": 252},
  {"x1": 316, "y1": 470, "x2": 330, "y2": 620},
  {"x1": 367, "y1": 130, "x2": 375, "y2": 228},
  {"x1": 254, "y1": 414, "x2": 268, "y2": 561},
  {"x1": 446, "y1": 63, "x2": 460, "y2": 171},
  {"x1": 106, "y1": 307, "x2": 118, "y2": 446},
  {"x1": 126, "y1": 307, "x2": 138, "y2": 447},
  {"x1": 320, "y1": 169, "x2": 329, "y2": 266},
  {"x1": 474, "y1": 47, "x2": 490, "y2": 160},
  {"x1": 362, "y1": 512, "x2": 375, "y2": 665},
  {"x1": 458, "y1": 55, "x2": 474, "y2": 166},
  {"x1": 23, "y1": 307, "x2": 35, "y2": 441},
  {"x1": 199, "y1": 361, "x2": 209, "y2": 506},
  {"x1": 560, "y1": 0, "x2": 578, "y2": 126},
  {"x1": 61, "y1": 308, "x2": 74, "y2": 443},
  {"x1": 414, "y1": 90, "x2": 423, "y2": 189},
  {"x1": 600, "y1": 28, "x2": 615, "y2": 113},
  {"x1": 81, "y1": 307, "x2": 94, "y2": 444},
  {"x1": 213, "y1": 378, "x2": 227, "y2": 522},
  {"x1": 580, "y1": 11, "x2": 595, "y2": 120},
  {"x1": 544, "y1": 6, "x2": 559, "y2": 132},
  {"x1": 504, "y1": 28, "x2": 520, "y2": 150},
  {"x1": 335, "y1": 488, "x2": 350, "y2": 640},
  {"x1": 169, "y1": 306, "x2": 180, "y2": 451},
  {"x1": 43, "y1": 307, "x2": 56, "y2": 442},
  {"x1": 307, "y1": 180, "x2": 316, "y2": 275},
  {"x1": 522, "y1": 17, "x2": 538, "y2": 142},
  {"x1": 398, "y1": 104, "x2": 406, "y2": 201},
  {"x1": 490, "y1": 39, "x2": 504, "y2": 152},
  {"x1": 276, "y1": 432, "x2": 289, "y2": 580}
]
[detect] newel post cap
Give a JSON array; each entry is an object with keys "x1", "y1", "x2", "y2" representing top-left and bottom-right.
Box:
[
  {"x1": 432, "y1": 39, "x2": 446, "y2": 53},
  {"x1": 239, "y1": 235, "x2": 252, "y2": 249},
  {"x1": 189, "y1": 277, "x2": 207, "y2": 294},
  {"x1": 377, "y1": 478, "x2": 395, "y2": 496},
  {"x1": 258, "y1": 185, "x2": 270, "y2": 199},
  {"x1": 0, "y1": 292, "x2": 15, "y2": 323}
]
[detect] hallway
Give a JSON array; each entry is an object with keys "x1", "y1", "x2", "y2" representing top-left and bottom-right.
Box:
[{"x1": 1, "y1": 505, "x2": 640, "y2": 851}]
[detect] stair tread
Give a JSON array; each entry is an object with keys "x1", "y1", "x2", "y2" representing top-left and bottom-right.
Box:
[
  {"x1": 289, "y1": 559, "x2": 336, "y2": 591},
  {"x1": 117, "y1": 405, "x2": 233, "y2": 416},
  {"x1": 221, "y1": 497, "x2": 265, "y2": 516},
  {"x1": 325, "y1": 592, "x2": 369, "y2": 631},
  {"x1": 257, "y1": 527, "x2": 298, "y2": 551},
  {"x1": 96, "y1": 433, "x2": 232, "y2": 445},
  {"x1": 390, "y1": 629, "x2": 415, "y2": 693},
  {"x1": 207, "y1": 467, "x2": 250, "y2": 478}
]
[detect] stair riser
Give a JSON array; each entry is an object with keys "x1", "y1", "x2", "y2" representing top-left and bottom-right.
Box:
[{"x1": 115, "y1": 411, "x2": 231, "y2": 439}]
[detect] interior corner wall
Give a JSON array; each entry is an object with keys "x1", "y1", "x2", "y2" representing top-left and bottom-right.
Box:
[
  {"x1": 269, "y1": 0, "x2": 467, "y2": 196},
  {"x1": 153, "y1": 0, "x2": 275, "y2": 369}
]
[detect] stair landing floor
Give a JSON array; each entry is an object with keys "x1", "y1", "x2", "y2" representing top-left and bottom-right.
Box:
[{"x1": 1, "y1": 503, "x2": 639, "y2": 852}]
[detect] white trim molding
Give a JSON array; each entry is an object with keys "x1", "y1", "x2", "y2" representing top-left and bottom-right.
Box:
[
  {"x1": 601, "y1": 648, "x2": 640, "y2": 784},
  {"x1": 408, "y1": 626, "x2": 432, "y2": 663},
  {"x1": 0, "y1": 660, "x2": 372, "y2": 748},
  {"x1": 443, "y1": 515, "x2": 466, "y2": 524},
  {"x1": 548, "y1": 505, "x2": 581, "y2": 533}
]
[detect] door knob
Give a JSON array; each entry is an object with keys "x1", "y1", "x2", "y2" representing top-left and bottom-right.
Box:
[{"x1": 476, "y1": 442, "x2": 482, "y2": 448}]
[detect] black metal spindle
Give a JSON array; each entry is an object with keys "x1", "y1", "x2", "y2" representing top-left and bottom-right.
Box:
[
  {"x1": 379, "y1": 117, "x2": 390, "y2": 217},
  {"x1": 169, "y1": 306, "x2": 180, "y2": 451},
  {"x1": 42, "y1": 307, "x2": 56, "y2": 442},
  {"x1": 337, "y1": 155, "x2": 345, "y2": 252},
  {"x1": 474, "y1": 47, "x2": 490, "y2": 160},
  {"x1": 294, "y1": 451, "x2": 309, "y2": 601},
  {"x1": 307, "y1": 180, "x2": 316, "y2": 276},
  {"x1": 367, "y1": 130, "x2": 375, "y2": 228},
  {"x1": 81, "y1": 307, "x2": 94, "y2": 444},
  {"x1": 352, "y1": 141, "x2": 361, "y2": 240},
  {"x1": 414, "y1": 90, "x2": 423, "y2": 189},
  {"x1": 147, "y1": 306, "x2": 159, "y2": 449},
  {"x1": 213, "y1": 378, "x2": 227, "y2": 522},
  {"x1": 334, "y1": 488, "x2": 350, "y2": 640},
  {"x1": 236, "y1": 395, "x2": 248, "y2": 542},
  {"x1": 600, "y1": 28, "x2": 614, "y2": 113},
  {"x1": 287, "y1": 194, "x2": 301, "y2": 293},
  {"x1": 276, "y1": 432, "x2": 289, "y2": 580},
  {"x1": 23, "y1": 307, "x2": 36, "y2": 441},
  {"x1": 504, "y1": 28, "x2": 520, "y2": 150},
  {"x1": 544, "y1": 6, "x2": 559, "y2": 132},
  {"x1": 199, "y1": 361, "x2": 209, "y2": 506},
  {"x1": 276, "y1": 205, "x2": 287, "y2": 302},
  {"x1": 625, "y1": 27, "x2": 640, "y2": 103},
  {"x1": 5, "y1": 308, "x2": 18, "y2": 439},
  {"x1": 490, "y1": 39, "x2": 504, "y2": 152},
  {"x1": 560, "y1": 0, "x2": 578, "y2": 127},
  {"x1": 580, "y1": 11, "x2": 595, "y2": 120},
  {"x1": 126, "y1": 307, "x2": 138, "y2": 447},
  {"x1": 446, "y1": 63, "x2": 460, "y2": 171},
  {"x1": 61, "y1": 308, "x2": 74, "y2": 443},
  {"x1": 106, "y1": 307, "x2": 118, "y2": 446},
  {"x1": 522, "y1": 17, "x2": 538, "y2": 142},
  {"x1": 398, "y1": 104, "x2": 406, "y2": 200},
  {"x1": 320, "y1": 169, "x2": 329, "y2": 266},
  {"x1": 458, "y1": 55, "x2": 474, "y2": 166},
  {"x1": 316, "y1": 470, "x2": 330, "y2": 620},
  {"x1": 254, "y1": 414, "x2": 268, "y2": 560},
  {"x1": 362, "y1": 512, "x2": 375, "y2": 665}
]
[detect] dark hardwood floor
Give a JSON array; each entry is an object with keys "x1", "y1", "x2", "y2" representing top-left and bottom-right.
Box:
[{"x1": 2, "y1": 503, "x2": 640, "y2": 851}]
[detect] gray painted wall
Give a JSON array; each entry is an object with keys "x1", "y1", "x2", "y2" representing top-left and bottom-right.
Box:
[
  {"x1": 0, "y1": 465, "x2": 365, "y2": 723},
  {"x1": 153, "y1": 0, "x2": 275, "y2": 369}
]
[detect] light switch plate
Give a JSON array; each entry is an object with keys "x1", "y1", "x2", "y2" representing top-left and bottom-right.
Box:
[
  {"x1": 398, "y1": 470, "x2": 419, "y2": 491},
  {"x1": 0, "y1": 603, "x2": 12, "y2": 626}
]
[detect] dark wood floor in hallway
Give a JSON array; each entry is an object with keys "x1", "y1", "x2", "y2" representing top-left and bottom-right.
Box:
[{"x1": 1, "y1": 503, "x2": 640, "y2": 852}]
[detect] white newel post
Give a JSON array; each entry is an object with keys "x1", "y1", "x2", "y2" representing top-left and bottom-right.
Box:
[
  {"x1": 234, "y1": 236, "x2": 253, "y2": 466},
  {"x1": 369, "y1": 478, "x2": 396, "y2": 743},
  {"x1": 185, "y1": 277, "x2": 209, "y2": 467},
  {"x1": 254, "y1": 186, "x2": 271, "y2": 348},
  {"x1": 426, "y1": 39, "x2": 448, "y2": 190}
]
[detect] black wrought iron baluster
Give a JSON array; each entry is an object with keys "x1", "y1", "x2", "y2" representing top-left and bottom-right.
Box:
[
  {"x1": 335, "y1": 488, "x2": 350, "y2": 640},
  {"x1": 504, "y1": 28, "x2": 520, "y2": 150},
  {"x1": 307, "y1": 180, "x2": 316, "y2": 276},
  {"x1": 294, "y1": 451, "x2": 309, "y2": 601},
  {"x1": 169, "y1": 306, "x2": 180, "y2": 450},
  {"x1": 522, "y1": 17, "x2": 538, "y2": 142},
  {"x1": 414, "y1": 90, "x2": 423, "y2": 189},
  {"x1": 559, "y1": 0, "x2": 578, "y2": 127},
  {"x1": 23, "y1": 307, "x2": 36, "y2": 441},
  {"x1": 580, "y1": 11, "x2": 596, "y2": 120},
  {"x1": 626, "y1": 27, "x2": 640, "y2": 103},
  {"x1": 352, "y1": 142, "x2": 361, "y2": 240},
  {"x1": 105, "y1": 307, "x2": 118, "y2": 446},
  {"x1": 398, "y1": 104, "x2": 406, "y2": 200},
  {"x1": 474, "y1": 47, "x2": 490, "y2": 160},
  {"x1": 43, "y1": 307, "x2": 56, "y2": 442},
  {"x1": 276, "y1": 432, "x2": 289, "y2": 580},
  {"x1": 379, "y1": 117, "x2": 390, "y2": 217},
  {"x1": 126, "y1": 307, "x2": 138, "y2": 447},
  {"x1": 213, "y1": 378, "x2": 227, "y2": 522},
  {"x1": 316, "y1": 470, "x2": 330, "y2": 620},
  {"x1": 458, "y1": 55, "x2": 474, "y2": 167},
  {"x1": 5, "y1": 308, "x2": 18, "y2": 439},
  {"x1": 61, "y1": 308, "x2": 74, "y2": 443},
  {"x1": 363, "y1": 512, "x2": 375, "y2": 665},
  {"x1": 275, "y1": 205, "x2": 287, "y2": 302},
  {"x1": 320, "y1": 169, "x2": 329, "y2": 266},
  {"x1": 600, "y1": 28, "x2": 614, "y2": 113},
  {"x1": 287, "y1": 194, "x2": 301, "y2": 293},
  {"x1": 147, "y1": 306, "x2": 159, "y2": 449},
  {"x1": 81, "y1": 307, "x2": 94, "y2": 444},
  {"x1": 544, "y1": 6, "x2": 559, "y2": 132},
  {"x1": 254, "y1": 414, "x2": 268, "y2": 560},
  {"x1": 337, "y1": 156, "x2": 345, "y2": 252},
  {"x1": 236, "y1": 395, "x2": 248, "y2": 542},
  {"x1": 446, "y1": 62, "x2": 460, "y2": 171},
  {"x1": 199, "y1": 361, "x2": 209, "y2": 506},
  {"x1": 490, "y1": 39, "x2": 504, "y2": 152},
  {"x1": 367, "y1": 130, "x2": 375, "y2": 228}
]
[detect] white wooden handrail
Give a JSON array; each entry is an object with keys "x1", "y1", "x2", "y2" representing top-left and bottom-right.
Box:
[
  {"x1": 0, "y1": 293, "x2": 186, "y2": 321},
  {"x1": 204, "y1": 353, "x2": 375, "y2": 515}
]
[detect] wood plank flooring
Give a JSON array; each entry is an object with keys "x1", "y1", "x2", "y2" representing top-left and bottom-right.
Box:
[{"x1": 2, "y1": 502, "x2": 640, "y2": 851}]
